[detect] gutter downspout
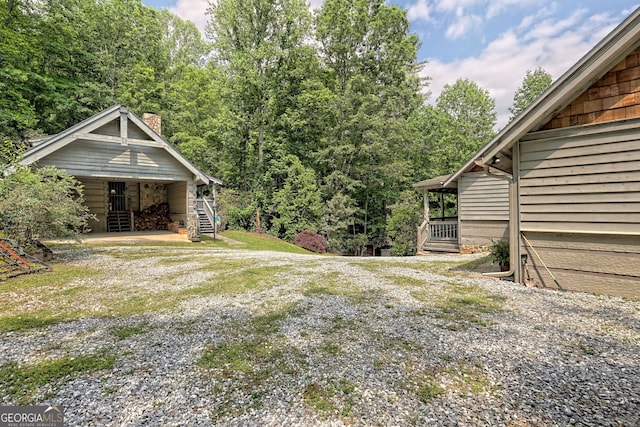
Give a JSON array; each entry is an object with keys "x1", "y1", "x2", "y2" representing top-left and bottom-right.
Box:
[{"x1": 475, "y1": 160, "x2": 517, "y2": 279}]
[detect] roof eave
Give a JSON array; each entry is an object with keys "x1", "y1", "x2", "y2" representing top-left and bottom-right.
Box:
[{"x1": 449, "y1": 7, "x2": 640, "y2": 180}]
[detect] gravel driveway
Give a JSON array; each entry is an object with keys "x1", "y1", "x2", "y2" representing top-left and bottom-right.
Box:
[{"x1": 1, "y1": 246, "x2": 639, "y2": 426}]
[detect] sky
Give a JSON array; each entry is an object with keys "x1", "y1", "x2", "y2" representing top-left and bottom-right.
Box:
[{"x1": 141, "y1": 0, "x2": 639, "y2": 128}]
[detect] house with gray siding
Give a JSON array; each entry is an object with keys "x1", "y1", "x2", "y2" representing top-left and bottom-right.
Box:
[
  {"x1": 446, "y1": 7, "x2": 640, "y2": 297},
  {"x1": 21, "y1": 104, "x2": 218, "y2": 237},
  {"x1": 413, "y1": 168, "x2": 510, "y2": 254}
]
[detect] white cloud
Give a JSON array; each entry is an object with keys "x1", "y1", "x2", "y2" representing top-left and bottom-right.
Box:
[
  {"x1": 518, "y1": 6, "x2": 556, "y2": 31},
  {"x1": 445, "y1": 8, "x2": 482, "y2": 39},
  {"x1": 435, "y1": 0, "x2": 482, "y2": 13},
  {"x1": 170, "y1": 0, "x2": 211, "y2": 34},
  {"x1": 422, "y1": 10, "x2": 620, "y2": 128},
  {"x1": 486, "y1": 0, "x2": 550, "y2": 19},
  {"x1": 407, "y1": 0, "x2": 431, "y2": 21}
]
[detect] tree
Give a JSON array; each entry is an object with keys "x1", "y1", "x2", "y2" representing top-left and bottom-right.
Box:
[
  {"x1": 434, "y1": 78, "x2": 497, "y2": 174},
  {"x1": 509, "y1": 68, "x2": 553, "y2": 120},
  {"x1": 315, "y1": 0, "x2": 423, "y2": 253},
  {"x1": 0, "y1": 166, "x2": 94, "y2": 246},
  {"x1": 159, "y1": 9, "x2": 210, "y2": 68},
  {"x1": 269, "y1": 155, "x2": 324, "y2": 241},
  {"x1": 206, "y1": 0, "x2": 313, "y2": 191},
  {"x1": 386, "y1": 190, "x2": 422, "y2": 256}
]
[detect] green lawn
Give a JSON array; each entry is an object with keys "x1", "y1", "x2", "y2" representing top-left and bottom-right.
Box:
[{"x1": 218, "y1": 230, "x2": 314, "y2": 254}]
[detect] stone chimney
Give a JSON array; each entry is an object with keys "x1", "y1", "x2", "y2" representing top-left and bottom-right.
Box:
[{"x1": 142, "y1": 112, "x2": 161, "y2": 136}]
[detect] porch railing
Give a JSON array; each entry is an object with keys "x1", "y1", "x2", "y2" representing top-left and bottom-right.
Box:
[{"x1": 428, "y1": 219, "x2": 458, "y2": 241}]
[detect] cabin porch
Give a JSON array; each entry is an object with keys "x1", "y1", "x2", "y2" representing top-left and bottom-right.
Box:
[
  {"x1": 78, "y1": 177, "x2": 197, "y2": 233},
  {"x1": 413, "y1": 175, "x2": 459, "y2": 253}
]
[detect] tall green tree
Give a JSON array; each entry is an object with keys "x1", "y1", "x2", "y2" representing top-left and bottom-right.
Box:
[
  {"x1": 315, "y1": 0, "x2": 423, "y2": 252},
  {"x1": 433, "y1": 78, "x2": 497, "y2": 174},
  {"x1": 206, "y1": 0, "x2": 313, "y2": 192},
  {"x1": 509, "y1": 67, "x2": 553, "y2": 120},
  {"x1": 0, "y1": 0, "x2": 105, "y2": 141},
  {"x1": 269, "y1": 155, "x2": 324, "y2": 240}
]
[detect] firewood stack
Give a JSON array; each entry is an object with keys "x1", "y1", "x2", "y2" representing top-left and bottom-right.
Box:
[{"x1": 134, "y1": 203, "x2": 172, "y2": 231}]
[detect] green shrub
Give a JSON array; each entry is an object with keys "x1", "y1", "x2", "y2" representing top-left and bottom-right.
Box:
[
  {"x1": 488, "y1": 240, "x2": 510, "y2": 271},
  {"x1": 0, "y1": 166, "x2": 95, "y2": 247}
]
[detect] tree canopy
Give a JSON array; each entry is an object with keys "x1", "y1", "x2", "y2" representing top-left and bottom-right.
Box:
[
  {"x1": 0, "y1": 0, "x2": 500, "y2": 255},
  {"x1": 509, "y1": 68, "x2": 553, "y2": 120}
]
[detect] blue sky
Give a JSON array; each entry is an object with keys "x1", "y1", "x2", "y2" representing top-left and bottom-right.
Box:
[{"x1": 141, "y1": 0, "x2": 638, "y2": 127}]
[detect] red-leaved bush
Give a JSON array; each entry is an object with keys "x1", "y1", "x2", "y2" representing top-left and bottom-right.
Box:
[{"x1": 293, "y1": 230, "x2": 327, "y2": 253}]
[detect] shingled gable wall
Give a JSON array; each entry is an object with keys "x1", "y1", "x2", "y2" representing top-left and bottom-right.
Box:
[{"x1": 542, "y1": 46, "x2": 640, "y2": 130}]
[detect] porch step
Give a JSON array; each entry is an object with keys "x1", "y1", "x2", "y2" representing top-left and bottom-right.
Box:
[
  {"x1": 107, "y1": 211, "x2": 131, "y2": 232},
  {"x1": 422, "y1": 241, "x2": 459, "y2": 253},
  {"x1": 197, "y1": 211, "x2": 214, "y2": 233}
]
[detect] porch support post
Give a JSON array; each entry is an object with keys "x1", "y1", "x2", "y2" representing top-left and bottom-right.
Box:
[
  {"x1": 440, "y1": 192, "x2": 445, "y2": 220},
  {"x1": 423, "y1": 189, "x2": 429, "y2": 220}
]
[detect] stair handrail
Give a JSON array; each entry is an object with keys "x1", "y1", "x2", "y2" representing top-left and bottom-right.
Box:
[
  {"x1": 198, "y1": 198, "x2": 216, "y2": 234},
  {"x1": 417, "y1": 218, "x2": 429, "y2": 250}
]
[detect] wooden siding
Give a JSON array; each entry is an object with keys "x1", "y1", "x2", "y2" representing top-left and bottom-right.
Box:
[
  {"x1": 459, "y1": 172, "x2": 509, "y2": 221},
  {"x1": 519, "y1": 119, "x2": 640, "y2": 234},
  {"x1": 542, "y1": 46, "x2": 640, "y2": 130},
  {"x1": 93, "y1": 119, "x2": 153, "y2": 140},
  {"x1": 521, "y1": 232, "x2": 640, "y2": 298},
  {"x1": 36, "y1": 139, "x2": 192, "y2": 182},
  {"x1": 167, "y1": 181, "x2": 187, "y2": 215},
  {"x1": 78, "y1": 178, "x2": 108, "y2": 232},
  {"x1": 460, "y1": 220, "x2": 508, "y2": 247}
]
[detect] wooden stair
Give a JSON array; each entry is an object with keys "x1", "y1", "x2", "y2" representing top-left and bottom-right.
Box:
[
  {"x1": 197, "y1": 211, "x2": 214, "y2": 234},
  {"x1": 422, "y1": 240, "x2": 460, "y2": 253},
  {"x1": 107, "y1": 211, "x2": 131, "y2": 232}
]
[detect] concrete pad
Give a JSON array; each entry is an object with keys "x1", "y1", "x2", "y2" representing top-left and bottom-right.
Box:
[{"x1": 47, "y1": 231, "x2": 191, "y2": 245}]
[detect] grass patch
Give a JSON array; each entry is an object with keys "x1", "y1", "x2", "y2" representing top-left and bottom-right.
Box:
[
  {"x1": 320, "y1": 339, "x2": 343, "y2": 356},
  {"x1": 304, "y1": 383, "x2": 335, "y2": 411},
  {"x1": 357, "y1": 259, "x2": 464, "y2": 276},
  {"x1": 450, "y1": 255, "x2": 492, "y2": 272},
  {"x1": 329, "y1": 315, "x2": 357, "y2": 332},
  {"x1": 303, "y1": 378, "x2": 357, "y2": 416},
  {"x1": 441, "y1": 362, "x2": 499, "y2": 398},
  {"x1": 411, "y1": 361, "x2": 494, "y2": 404},
  {"x1": 416, "y1": 375, "x2": 444, "y2": 403},
  {"x1": 0, "y1": 352, "x2": 116, "y2": 404},
  {"x1": 219, "y1": 230, "x2": 312, "y2": 254},
  {"x1": 413, "y1": 282, "x2": 506, "y2": 331},
  {"x1": 0, "y1": 264, "x2": 101, "y2": 293},
  {"x1": 383, "y1": 275, "x2": 427, "y2": 287},
  {"x1": 110, "y1": 322, "x2": 149, "y2": 340},
  {"x1": 200, "y1": 302, "x2": 307, "y2": 419},
  {"x1": 0, "y1": 264, "x2": 102, "y2": 332},
  {"x1": 0, "y1": 312, "x2": 67, "y2": 333},
  {"x1": 303, "y1": 272, "x2": 369, "y2": 304},
  {"x1": 1, "y1": 254, "x2": 293, "y2": 332},
  {"x1": 186, "y1": 265, "x2": 291, "y2": 296}
]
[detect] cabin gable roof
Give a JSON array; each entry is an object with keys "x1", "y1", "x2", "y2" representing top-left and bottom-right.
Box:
[{"x1": 21, "y1": 104, "x2": 211, "y2": 185}]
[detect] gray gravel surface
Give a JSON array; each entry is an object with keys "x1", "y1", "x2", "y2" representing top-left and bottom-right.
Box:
[{"x1": 1, "y1": 246, "x2": 639, "y2": 426}]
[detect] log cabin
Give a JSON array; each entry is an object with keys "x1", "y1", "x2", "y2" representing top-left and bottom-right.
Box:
[{"x1": 21, "y1": 105, "x2": 220, "y2": 238}]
